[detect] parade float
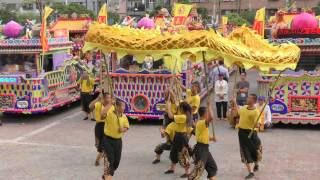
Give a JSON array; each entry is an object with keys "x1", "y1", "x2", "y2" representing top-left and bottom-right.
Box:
[
  {"x1": 50, "y1": 15, "x2": 93, "y2": 55},
  {"x1": 258, "y1": 10, "x2": 320, "y2": 124},
  {"x1": 0, "y1": 20, "x2": 94, "y2": 114},
  {"x1": 83, "y1": 14, "x2": 300, "y2": 119},
  {"x1": 88, "y1": 4, "x2": 209, "y2": 119}
]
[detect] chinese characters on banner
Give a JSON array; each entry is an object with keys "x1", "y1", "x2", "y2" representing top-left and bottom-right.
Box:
[
  {"x1": 172, "y1": 3, "x2": 193, "y2": 26},
  {"x1": 253, "y1": 7, "x2": 265, "y2": 38}
]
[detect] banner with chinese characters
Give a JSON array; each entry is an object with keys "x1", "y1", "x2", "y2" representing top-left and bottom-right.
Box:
[
  {"x1": 253, "y1": 7, "x2": 265, "y2": 37},
  {"x1": 98, "y1": 3, "x2": 108, "y2": 24},
  {"x1": 172, "y1": 3, "x2": 193, "y2": 26}
]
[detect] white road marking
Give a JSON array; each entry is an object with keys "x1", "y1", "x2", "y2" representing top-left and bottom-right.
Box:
[
  {"x1": 1, "y1": 141, "x2": 94, "y2": 150},
  {"x1": 12, "y1": 112, "x2": 81, "y2": 142}
]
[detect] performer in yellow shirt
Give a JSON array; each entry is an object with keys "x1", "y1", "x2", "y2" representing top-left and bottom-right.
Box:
[
  {"x1": 101, "y1": 99, "x2": 129, "y2": 180},
  {"x1": 181, "y1": 81, "x2": 201, "y2": 122},
  {"x1": 89, "y1": 92, "x2": 113, "y2": 166},
  {"x1": 233, "y1": 94, "x2": 262, "y2": 179},
  {"x1": 78, "y1": 72, "x2": 95, "y2": 120},
  {"x1": 163, "y1": 90, "x2": 178, "y2": 128},
  {"x1": 165, "y1": 101, "x2": 193, "y2": 178},
  {"x1": 189, "y1": 99, "x2": 217, "y2": 180},
  {"x1": 152, "y1": 122, "x2": 176, "y2": 164}
]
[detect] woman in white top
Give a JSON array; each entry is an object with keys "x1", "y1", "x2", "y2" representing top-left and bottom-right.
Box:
[
  {"x1": 256, "y1": 96, "x2": 272, "y2": 131},
  {"x1": 215, "y1": 74, "x2": 228, "y2": 120}
]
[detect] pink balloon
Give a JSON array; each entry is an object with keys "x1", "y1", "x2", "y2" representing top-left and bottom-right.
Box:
[
  {"x1": 3, "y1": 21, "x2": 23, "y2": 38},
  {"x1": 291, "y1": 12, "x2": 318, "y2": 30},
  {"x1": 137, "y1": 17, "x2": 155, "y2": 29}
]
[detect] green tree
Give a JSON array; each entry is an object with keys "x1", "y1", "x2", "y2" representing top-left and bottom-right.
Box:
[
  {"x1": 315, "y1": 3, "x2": 320, "y2": 16},
  {"x1": 197, "y1": 7, "x2": 209, "y2": 24},
  {"x1": 149, "y1": 5, "x2": 163, "y2": 17},
  {"x1": 179, "y1": 0, "x2": 190, "y2": 4},
  {"x1": 226, "y1": 13, "x2": 249, "y2": 26},
  {"x1": 108, "y1": 12, "x2": 120, "y2": 25},
  {"x1": 51, "y1": 2, "x2": 96, "y2": 19},
  {"x1": 16, "y1": 12, "x2": 40, "y2": 24},
  {"x1": 240, "y1": 10, "x2": 255, "y2": 25},
  {"x1": 0, "y1": 4, "x2": 17, "y2": 24}
]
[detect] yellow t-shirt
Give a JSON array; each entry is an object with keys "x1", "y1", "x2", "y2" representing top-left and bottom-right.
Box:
[
  {"x1": 195, "y1": 119, "x2": 209, "y2": 144},
  {"x1": 104, "y1": 109, "x2": 130, "y2": 139},
  {"x1": 165, "y1": 122, "x2": 176, "y2": 142},
  {"x1": 237, "y1": 106, "x2": 260, "y2": 130},
  {"x1": 80, "y1": 78, "x2": 95, "y2": 93},
  {"x1": 94, "y1": 101, "x2": 104, "y2": 123},
  {"x1": 174, "y1": 114, "x2": 187, "y2": 133},
  {"x1": 165, "y1": 101, "x2": 178, "y2": 115},
  {"x1": 166, "y1": 122, "x2": 193, "y2": 141},
  {"x1": 186, "y1": 89, "x2": 200, "y2": 115}
]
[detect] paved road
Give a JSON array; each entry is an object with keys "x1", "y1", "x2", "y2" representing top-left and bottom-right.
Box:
[{"x1": 0, "y1": 71, "x2": 319, "y2": 180}]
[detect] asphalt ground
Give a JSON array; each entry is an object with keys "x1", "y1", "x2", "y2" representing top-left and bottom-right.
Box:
[{"x1": 0, "y1": 70, "x2": 319, "y2": 180}]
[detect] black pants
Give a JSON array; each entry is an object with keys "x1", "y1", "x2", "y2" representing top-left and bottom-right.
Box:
[
  {"x1": 189, "y1": 143, "x2": 218, "y2": 179},
  {"x1": 94, "y1": 122, "x2": 105, "y2": 153},
  {"x1": 216, "y1": 101, "x2": 227, "y2": 118},
  {"x1": 103, "y1": 135, "x2": 122, "y2": 176},
  {"x1": 238, "y1": 128, "x2": 262, "y2": 164},
  {"x1": 80, "y1": 92, "x2": 92, "y2": 113},
  {"x1": 155, "y1": 142, "x2": 172, "y2": 155},
  {"x1": 170, "y1": 132, "x2": 189, "y2": 165}
]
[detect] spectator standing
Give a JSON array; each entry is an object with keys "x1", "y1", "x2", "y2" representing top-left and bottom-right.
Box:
[
  {"x1": 256, "y1": 96, "x2": 272, "y2": 131},
  {"x1": 236, "y1": 72, "x2": 250, "y2": 106},
  {"x1": 215, "y1": 74, "x2": 228, "y2": 120},
  {"x1": 212, "y1": 60, "x2": 229, "y2": 82}
]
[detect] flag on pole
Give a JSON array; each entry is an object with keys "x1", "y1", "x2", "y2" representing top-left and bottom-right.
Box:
[
  {"x1": 172, "y1": 3, "x2": 193, "y2": 25},
  {"x1": 40, "y1": 6, "x2": 53, "y2": 52},
  {"x1": 98, "y1": 3, "x2": 108, "y2": 24},
  {"x1": 253, "y1": 7, "x2": 265, "y2": 38}
]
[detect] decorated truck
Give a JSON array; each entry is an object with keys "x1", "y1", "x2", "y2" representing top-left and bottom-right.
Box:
[
  {"x1": 0, "y1": 20, "x2": 95, "y2": 114},
  {"x1": 259, "y1": 10, "x2": 320, "y2": 125}
]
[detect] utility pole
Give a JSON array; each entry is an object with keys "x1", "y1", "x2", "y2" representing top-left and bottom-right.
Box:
[
  {"x1": 237, "y1": 0, "x2": 241, "y2": 14},
  {"x1": 218, "y1": 0, "x2": 221, "y2": 22},
  {"x1": 36, "y1": 0, "x2": 43, "y2": 21},
  {"x1": 212, "y1": 0, "x2": 216, "y2": 19}
]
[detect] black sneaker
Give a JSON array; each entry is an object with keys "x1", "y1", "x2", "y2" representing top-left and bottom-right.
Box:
[
  {"x1": 254, "y1": 164, "x2": 259, "y2": 172},
  {"x1": 83, "y1": 117, "x2": 88, "y2": 120},
  {"x1": 152, "y1": 159, "x2": 160, "y2": 164},
  {"x1": 245, "y1": 172, "x2": 254, "y2": 179},
  {"x1": 91, "y1": 118, "x2": 95, "y2": 121},
  {"x1": 164, "y1": 170, "x2": 174, "y2": 174},
  {"x1": 180, "y1": 173, "x2": 189, "y2": 178},
  {"x1": 95, "y1": 160, "x2": 99, "y2": 166}
]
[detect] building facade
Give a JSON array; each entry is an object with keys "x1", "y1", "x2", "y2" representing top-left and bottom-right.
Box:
[
  {"x1": 0, "y1": 0, "x2": 101, "y2": 14},
  {"x1": 185, "y1": 0, "x2": 320, "y2": 17}
]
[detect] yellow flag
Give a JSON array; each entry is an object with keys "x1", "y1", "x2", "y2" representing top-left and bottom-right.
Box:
[
  {"x1": 40, "y1": 6, "x2": 53, "y2": 52},
  {"x1": 172, "y1": 3, "x2": 193, "y2": 17},
  {"x1": 253, "y1": 7, "x2": 265, "y2": 37},
  {"x1": 222, "y1": 16, "x2": 228, "y2": 26},
  {"x1": 43, "y1": 6, "x2": 53, "y2": 19},
  {"x1": 98, "y1": 3, "x2": 108, "y2": 24},
  {"x1": 255, "y1": 7, "x2": 265, "y2": 22}
]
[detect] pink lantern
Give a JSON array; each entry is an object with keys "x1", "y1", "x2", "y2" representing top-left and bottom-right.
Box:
[
  {"x1": 137, "y1": 16, "x2": 155, "y2": 29},
  {"x1": 3, "y1": 21, "x2": 23, "y2": 38},
  {"x1": 291, "y1": 12, "x2": 318, "y2": 30}
]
